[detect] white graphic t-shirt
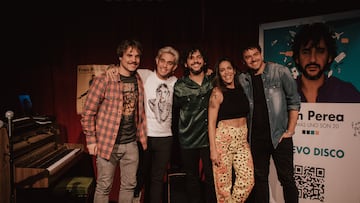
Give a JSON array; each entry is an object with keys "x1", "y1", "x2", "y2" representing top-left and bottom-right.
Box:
[{"x1": 137, "y1": 69, "x2": 177, "y2": 137}]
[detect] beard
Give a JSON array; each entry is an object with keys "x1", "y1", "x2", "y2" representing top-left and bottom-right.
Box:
[
  {"x1": 301, "y1": 63, "x2": 324, "y2": 80},
  {"x1": 302, "y1": 69, "x2": 324, "y2": 80},
  {"x1": 189, "y1": 66, "x2": 205, "y2": 75}
]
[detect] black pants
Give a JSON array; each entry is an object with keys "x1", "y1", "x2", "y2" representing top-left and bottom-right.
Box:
[
  {"x1": 246, "y1": 137, "x2": 298, "y2": 203},
  {"x1": 180, "y1": 147, "x2": 217, "y2": 203},
  {"x1": 142, "y1": 136, "x2": 173, "y2": 203}
]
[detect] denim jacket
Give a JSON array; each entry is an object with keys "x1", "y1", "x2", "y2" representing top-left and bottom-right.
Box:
[{"x1": 238, "y1": 62, "x2": 300, "y2": 148}]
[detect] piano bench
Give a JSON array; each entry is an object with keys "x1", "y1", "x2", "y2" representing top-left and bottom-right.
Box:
[{"x1": 53, "y1": 176, "x2": 94, "y2": 203}]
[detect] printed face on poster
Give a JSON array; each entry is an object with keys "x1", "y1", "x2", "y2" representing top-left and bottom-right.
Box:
[
  {"x1": 259, "y1": 10, "x2": 360, "y2": 203},
  {"x1": 259, "y1": 10, "x2": 360, "y2": 91}
]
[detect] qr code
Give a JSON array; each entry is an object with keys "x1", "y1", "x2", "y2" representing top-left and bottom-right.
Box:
[{"x1": 294, "y1": 165, "x2": 325, "y2": 202}]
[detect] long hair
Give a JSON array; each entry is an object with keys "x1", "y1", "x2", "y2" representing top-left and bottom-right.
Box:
[{"x1": 213, "y1": 57, "x2": 239, "y2": 92}]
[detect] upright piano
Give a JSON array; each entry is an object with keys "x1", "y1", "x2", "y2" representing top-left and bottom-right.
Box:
[{"x1": 0, "y1": 116, "x2": 84, "y2": 203}]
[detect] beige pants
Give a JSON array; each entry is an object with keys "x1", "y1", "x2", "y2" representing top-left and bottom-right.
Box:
[{"x1": 213, "y1": 121, "x2": 254, "y2": 203}]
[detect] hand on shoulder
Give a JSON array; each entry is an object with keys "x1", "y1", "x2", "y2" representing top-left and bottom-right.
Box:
[
  {"x1": 105, "y1": 64, "x2": 119, "y2": 81},
  {"x1": 206, "y1": 68, "x2": 213, "y2": 76}
]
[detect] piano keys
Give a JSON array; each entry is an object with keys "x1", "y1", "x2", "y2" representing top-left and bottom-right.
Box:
[
  {"x1": 0, "y1": 116, "x2": 84, "y2": 202},
  {"x1": 14, "y1": 143, "x2": 83, "y2": 188}
]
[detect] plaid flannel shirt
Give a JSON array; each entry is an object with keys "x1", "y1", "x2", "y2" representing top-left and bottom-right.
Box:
[{"x1": 81, "y1": 72, "x2": 147, "y2": 160}]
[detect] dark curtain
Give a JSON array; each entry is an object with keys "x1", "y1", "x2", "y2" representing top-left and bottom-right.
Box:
[{"x1": 2, "y1": 0, "x2": 358, "y2": 201}]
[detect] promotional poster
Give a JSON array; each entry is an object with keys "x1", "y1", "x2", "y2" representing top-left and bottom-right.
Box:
[
  {"x1": 76, "y1": 65, "x2": 109, "y2": 114},
  {"x1": 259, "y1": 10, "x2": 360, "y2": 203}
]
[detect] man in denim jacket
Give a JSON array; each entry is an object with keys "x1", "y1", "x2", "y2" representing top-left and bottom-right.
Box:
[{"x1": 238, "y1": 43, "x2": 301, "y2": 203}]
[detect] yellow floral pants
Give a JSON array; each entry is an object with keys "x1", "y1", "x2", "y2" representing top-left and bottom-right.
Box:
[{"x1": 213, "y1": 121, "x2": 254, "y2": 203}]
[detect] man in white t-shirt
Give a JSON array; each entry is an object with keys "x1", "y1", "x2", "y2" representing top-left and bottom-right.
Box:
[{"x1": 135, "y1": 46, "x2": 179, "y2": 203}]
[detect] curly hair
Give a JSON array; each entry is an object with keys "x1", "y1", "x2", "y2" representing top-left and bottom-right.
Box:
[
  {"x1": 291, "y1": 22, "x2": 337, "y2": 72},
  {"x1": 181, "y1": 45, "x2": 208, "y2": 76}
]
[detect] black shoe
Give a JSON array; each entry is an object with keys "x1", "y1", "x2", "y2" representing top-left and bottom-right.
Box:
[
  {"x1": 134, "y1": 189, "x2": 141, "y2": 198},
  {"x1": 133, "y1": 190, "x2": 141, "y2": 203}
]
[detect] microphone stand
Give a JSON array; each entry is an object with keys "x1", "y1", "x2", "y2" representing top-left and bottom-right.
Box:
[{"x1": 6, "y1": 111, "x2": 15, "y2": 203}]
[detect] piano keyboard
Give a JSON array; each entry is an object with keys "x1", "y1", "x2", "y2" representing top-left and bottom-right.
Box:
[
  {"x1": 47, "y1": 148, "x2": 81, "y2": 174},
  {"x1": 1, "y1": 120, "x2": 84, "y2": 190}
]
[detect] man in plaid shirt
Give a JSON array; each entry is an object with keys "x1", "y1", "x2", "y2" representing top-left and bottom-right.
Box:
[{"x1": 81, "y1": 39, "x2": 147, "y2": 203}]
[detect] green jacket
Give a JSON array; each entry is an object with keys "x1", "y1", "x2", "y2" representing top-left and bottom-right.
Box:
[{"x1": 172, "y1": 74, "x2": 213, "y2": 149}]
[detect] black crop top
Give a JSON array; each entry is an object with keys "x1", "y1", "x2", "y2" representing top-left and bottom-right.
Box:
[{"x1": 217, "y1": 86, "x2": 249, "y2": 122}]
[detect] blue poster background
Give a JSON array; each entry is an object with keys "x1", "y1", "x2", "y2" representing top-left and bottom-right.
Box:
[
  {"x1": 261, "y1": 10, "x2": 360, "y2": 91},
  {"x1": 259, "y1": 10, "x2": 360, "y2": 203}
]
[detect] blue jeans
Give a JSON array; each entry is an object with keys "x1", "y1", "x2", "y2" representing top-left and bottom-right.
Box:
[{"x1": 94, "y1": 141, "x2": 139, "y2": 203}]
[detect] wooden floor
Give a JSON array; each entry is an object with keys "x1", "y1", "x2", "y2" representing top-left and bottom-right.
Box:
[{"x1": 109, "y1": 173, "x2": 186, "y2": 203}]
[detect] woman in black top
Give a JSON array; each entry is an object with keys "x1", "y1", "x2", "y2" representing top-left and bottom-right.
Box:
[{"x1": 208, "y1": 58, "x2": 254, "y2": 203}]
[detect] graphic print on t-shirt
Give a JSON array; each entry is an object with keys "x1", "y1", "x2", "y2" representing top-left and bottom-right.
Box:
[
  {"x1": 123, "y1": 82, "x2": 137, "y2": 116},
  {"x1": 148, "y1": 83, "x2": 171, "y2": 123}
]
